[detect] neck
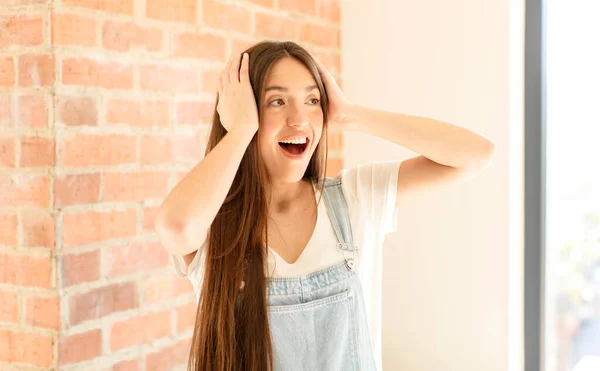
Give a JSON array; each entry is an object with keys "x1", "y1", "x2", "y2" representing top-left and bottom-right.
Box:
[{"x1": 267, "y1": 178, "x2": 312, "y2": 214}]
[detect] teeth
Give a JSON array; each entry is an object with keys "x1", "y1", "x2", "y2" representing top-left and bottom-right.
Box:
[{"x1": 278, "y1": 137, "x2": 307, "y2": 144}]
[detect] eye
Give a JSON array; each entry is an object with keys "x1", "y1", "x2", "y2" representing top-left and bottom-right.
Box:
[
  {"x1": 307, "y1": 98, "x2": 320, "y2": 105},
  {"x1": 269, "y1": 98, "x2": 284, "y2": 107}
]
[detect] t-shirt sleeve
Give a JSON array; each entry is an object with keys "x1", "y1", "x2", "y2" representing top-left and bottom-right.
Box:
[
  {"x1": 170, "y1": 241, "x2": 207, "y2": 302},
  {"x1": 170, "y1": 237, "x2": 207, "y2": 279},
  {"x1": 339, "y1": 160, "x2": 401, "y2": 236}
]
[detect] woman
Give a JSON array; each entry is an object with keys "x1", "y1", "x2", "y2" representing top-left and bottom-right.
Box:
[{"x1": 155, "y1": 40, "x2": 495, "y2": 371}]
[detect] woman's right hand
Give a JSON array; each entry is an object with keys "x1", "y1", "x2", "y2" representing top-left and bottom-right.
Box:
[{"x1": 216, "y1": 53, "x2": 259, "y2": 136}]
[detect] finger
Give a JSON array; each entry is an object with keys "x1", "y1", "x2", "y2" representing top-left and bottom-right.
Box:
[
  {"x1": 229, "y1": 53, "x2": 242, "y2": 83},
  {"x1": 221, "y1": 57, "x2": 234, "y2": 86},
  {"x1": 312, "y1": 56, "x2": 331, "y2": 83},
  {"x1": 217, "y1": 74, "x2": 223, "y2": 93},
  {"x1": 239, "y1": 53, "x2": 249, "y2": 83}
]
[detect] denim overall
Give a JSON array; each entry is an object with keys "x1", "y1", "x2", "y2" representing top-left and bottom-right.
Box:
[{"x1": 265, "y1": 177, "x2": 378, "y2": 371}]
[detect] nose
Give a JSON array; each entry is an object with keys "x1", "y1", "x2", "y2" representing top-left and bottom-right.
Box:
[{"x1": 286, "y1": 105, "x2": 309, "y2": 127}]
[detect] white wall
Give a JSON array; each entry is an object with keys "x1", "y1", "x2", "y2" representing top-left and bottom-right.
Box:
[{"x1": 341, "y1": 0, "x2": 525, "y2": 370}]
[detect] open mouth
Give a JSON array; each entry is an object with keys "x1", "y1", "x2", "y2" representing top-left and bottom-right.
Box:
[{"x1": 278, "y1": 137, "x2": 309, "y2": 156}]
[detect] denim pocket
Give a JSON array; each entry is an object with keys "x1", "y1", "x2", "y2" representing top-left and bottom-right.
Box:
[{"x1": 267, "y1": 288, "x2": 359, "y2": 371}]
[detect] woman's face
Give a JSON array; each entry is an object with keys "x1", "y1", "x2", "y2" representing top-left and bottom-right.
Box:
[{"x1": 258, "y1": 57, "x2": 324, "y2": 182}]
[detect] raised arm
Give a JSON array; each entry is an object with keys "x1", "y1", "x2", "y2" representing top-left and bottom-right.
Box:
[
  {"x1": 343, "y1": 105, "x2": 495, "y2": 206},
  {"x1": 154, "y1": 53, "x2": 258, "y2": 260},
  {"x1": 313, "y1": 56, "x2": 495, "y2": 206}
]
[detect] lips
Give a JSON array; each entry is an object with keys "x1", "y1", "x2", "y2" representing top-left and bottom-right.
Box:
[{"x1": 278, "y1": 137, "x2": 310, "y2": 158}]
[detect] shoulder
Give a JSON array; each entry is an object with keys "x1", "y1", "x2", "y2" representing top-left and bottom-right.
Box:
[
  {"x1": 312, "y1": 161, "x2": 401, "y2": 210},
  {"x1": 338, "y1": 160, "x2": 402, "y2": 197}
]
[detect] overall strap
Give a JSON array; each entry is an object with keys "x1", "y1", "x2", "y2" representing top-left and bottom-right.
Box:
[{"x1": 321, "y1": 177, "x2": 358, "y2": 253}]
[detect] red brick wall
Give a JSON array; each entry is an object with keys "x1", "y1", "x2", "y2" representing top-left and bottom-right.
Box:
[{"x1": 0, "y1": 0, "x2": 341, "y2": 369}]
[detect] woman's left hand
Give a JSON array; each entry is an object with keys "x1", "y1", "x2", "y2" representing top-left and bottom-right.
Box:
[{"x1": 313, "y1": 57, "x2": 352, "y2": 129}]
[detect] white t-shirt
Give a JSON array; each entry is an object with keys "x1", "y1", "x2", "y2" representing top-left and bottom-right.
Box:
[{"x1": 171, "y1": 160, "x2": 400, "y2": 371}]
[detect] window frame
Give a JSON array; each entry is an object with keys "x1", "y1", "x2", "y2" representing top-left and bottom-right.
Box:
[{"x1": 524, "y1": 0, "x2": 547, "y2": 370}]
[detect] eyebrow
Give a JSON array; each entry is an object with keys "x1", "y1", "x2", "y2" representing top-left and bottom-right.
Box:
[{"x1": 264, "y1": 84, "x2": 318, "y2": 93}]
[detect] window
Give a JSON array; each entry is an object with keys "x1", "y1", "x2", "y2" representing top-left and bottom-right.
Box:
[{"x1": 526, "y1": 1, "x2": 600, "y2": 370}]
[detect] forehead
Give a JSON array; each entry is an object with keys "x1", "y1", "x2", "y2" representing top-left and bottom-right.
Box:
[{"x1": 264, "y1": 57, "x2": 317, "y2": 88}]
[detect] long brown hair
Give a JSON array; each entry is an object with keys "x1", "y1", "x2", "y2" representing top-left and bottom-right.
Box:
[{"x1": 188, "y1": 41, "x2": 330, "y2": 371}]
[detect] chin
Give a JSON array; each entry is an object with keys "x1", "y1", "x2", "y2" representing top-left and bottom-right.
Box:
[
  {"x1": 265, "y1": 160, "x2": 311, "y2": 182},
  {"x1": 262, "y1": 146, "x2": 317, "y2": 183},
  {"x1": 270, "y1": 170, "x2": 308, "y2": 184}
]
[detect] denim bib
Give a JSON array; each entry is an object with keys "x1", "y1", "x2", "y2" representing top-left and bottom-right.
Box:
[{"x1": 265, "y1": 177, "x2": 378, "y2": 371}]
